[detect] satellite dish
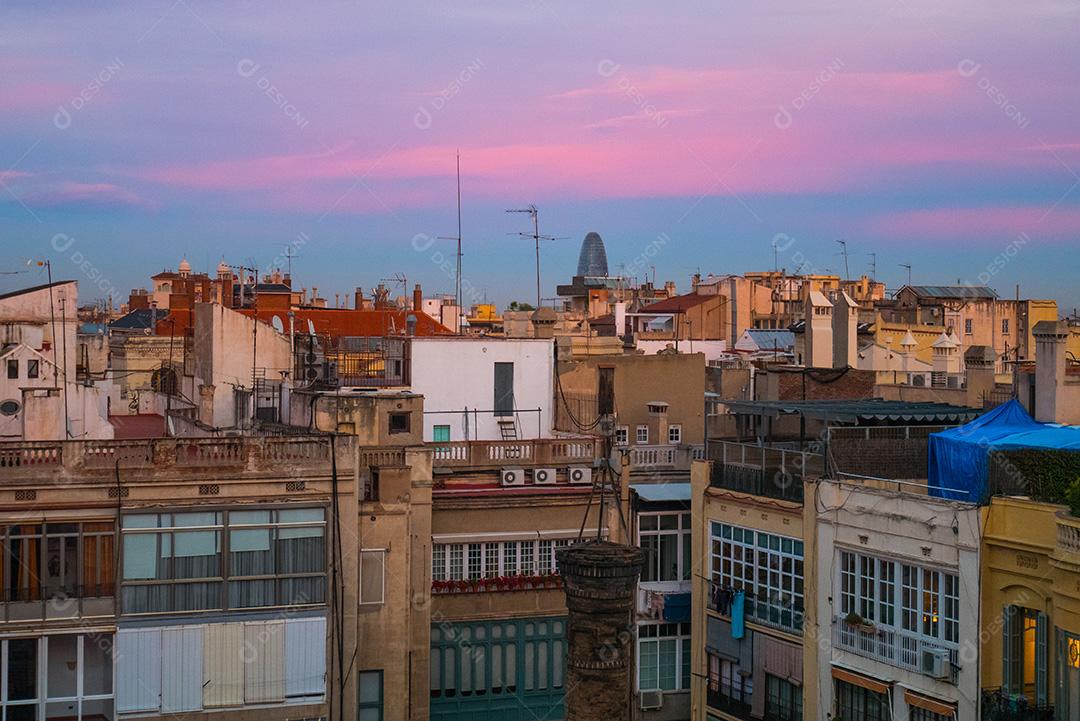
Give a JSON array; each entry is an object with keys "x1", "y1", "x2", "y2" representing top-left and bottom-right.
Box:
[
  {"x1": 271, "y1": 315, "x2": 285, "y2": 334},
  {"x1": 307, "y1": 319, "x2": 316, "y2": 336}
]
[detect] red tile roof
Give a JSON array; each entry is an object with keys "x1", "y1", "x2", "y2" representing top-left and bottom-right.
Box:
[{"x1": 639, "y1": 292, "x2": 714, "y2": 313}]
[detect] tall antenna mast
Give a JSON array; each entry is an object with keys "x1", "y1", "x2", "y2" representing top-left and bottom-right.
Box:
[
  {"x1": 506, "y1": 204, "x2": 565, "y2": 307},
  {"x1": 899, "y1": 263, "x2": 912, "y2": 286},
  {"x1": 438, "y1": 152, "x2": 465, "y2": 331},
  {"x1": 867, "y1": 252, "x2": 877, "y2": 281},
  {"x1": 835, "y1": 239, "x2": 850, "y2": 281}
]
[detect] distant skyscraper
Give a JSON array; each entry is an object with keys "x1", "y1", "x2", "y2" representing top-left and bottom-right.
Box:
[{"x1": 576, "y1": 231, "x2": 609, "y2": 277}]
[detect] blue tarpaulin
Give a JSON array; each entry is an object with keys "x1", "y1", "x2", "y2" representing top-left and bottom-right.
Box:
[{"x1": 928, "y1": 400, "x2": 1080, "y2": 501}]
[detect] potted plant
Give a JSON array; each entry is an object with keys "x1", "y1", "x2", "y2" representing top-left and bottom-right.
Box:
[{"x1": 843, "y1": 611, "x2": 876, "y2": 634}]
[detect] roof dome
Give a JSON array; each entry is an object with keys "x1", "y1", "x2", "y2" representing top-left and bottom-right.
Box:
[
  {"x1": 178, "y1": 258, "x2": 191, "y2": 276},
  {"x1": 576, "y1": 231, "x2": 609, "y2": 277},
  {"x1": 217, "y1": 260, "x2": 230, "y2": 275}
]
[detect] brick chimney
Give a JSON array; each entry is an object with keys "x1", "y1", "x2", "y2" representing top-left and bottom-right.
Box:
[
  {"x1": 355, "y1": 287, "x2": 365, "y2": 310},
  {"x1": 413, "y1": 284, "x2": 423, "y2": 312}
]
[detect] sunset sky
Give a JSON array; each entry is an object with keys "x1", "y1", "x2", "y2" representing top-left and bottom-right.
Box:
[{"x1": 2, "y1": 1, "x2": 1078, "y2": 310}]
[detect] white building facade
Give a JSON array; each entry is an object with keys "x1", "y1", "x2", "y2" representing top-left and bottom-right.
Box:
[
  {"x1": 812, "y1": 478, "x2": 982, "y2": 721},
  {"x1": 409, "y1": 337, "x2": 554, "y2": 441}
]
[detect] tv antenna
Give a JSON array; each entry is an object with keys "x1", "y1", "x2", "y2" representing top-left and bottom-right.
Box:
[
  {"x1": 381, "y1": 273, "x2": 407, "y2": 301},
  {"x1": 899, "y1": 263, "x2": 912, "y2": 286},
  {"x1": 867, "y1": 252, "x2": 877, "y2": 280},
  {"x1": 506, "y1": 204, "x2": 565, "y2": 307},
  {"x1": 835, "y1": 239, "x2": 850, "y2": 280},
  {"x1": 437, "y1": 151, "x2": 464, "y2": 331}
]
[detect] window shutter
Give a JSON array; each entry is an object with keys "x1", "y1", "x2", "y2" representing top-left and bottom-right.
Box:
[
  {"x1": 1036, "y1": 611, "x2": 1048, "y2": 706},
  {"x1": 285, "y1": 617, "x2": 327, "y2": 699},
  {"x1": 116, "y1": 628, "x2": 162, "y2": 713},
  {"x1": 204, "y1": 623, "x2": 245, "y2": 708},
  {"x1": 162, "y1": 626, "x2": 204, "y2": 713},
  {"x1": 244, "y1": 620, "x2": 286, "y2": 703}
]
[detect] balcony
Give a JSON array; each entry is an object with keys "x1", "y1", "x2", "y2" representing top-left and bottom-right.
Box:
[
  {"x1": 707, "y1": 442, "x2": 822, "y2": 503},
  {"x1": 0, "y1": 436, "x2": 347, "y2": 483},
  {"x1": 708, "y1": 583, "x2": 803, "y2": 634},
  {"x1": 429, "y1": 438, "x2": 599, "y2": 469},
  {"x1": 981, "y1": 688, "x2": 1054, "y2": 721},
  {"x1": 832, "y1": 615, "x2": 958, "y2": 682},
  {"x1": 706, "y1": 688, "x2": 753, "y2": 720},
  {"x1": 628, "y1": 444, "x2": 705, "y2": 470},
  {"x1": 1055, "y1": 510, "x2": 1080, "y2": 558}
]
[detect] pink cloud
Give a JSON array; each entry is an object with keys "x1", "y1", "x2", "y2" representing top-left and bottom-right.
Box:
[
  {"x1": 866, "y1": 206, "x2": 1080, "y2": 239},
  {"x1": 23, "y1": 182, "x2": 155, "y2": 209},
  {"x1": 0, "y1": 82, "x2": 74, "y2": 112}
]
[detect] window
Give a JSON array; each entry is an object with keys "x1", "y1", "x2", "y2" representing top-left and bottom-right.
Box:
[
  {"x1": 710, "y1": 522, "x2": 804, "y2": 632},
  {"x1": 1003, "y1": 605, "x2": 1048, "y2": 704},
  {"x1": 1002, "y1": 318, "x2": 1010, "y2": 335},
  {"x1": 615, "y1": 425, "x2": 628, "y2": 446},
  {"x1": 765, "y1": 674, "x2": 802, "y2": 721},
  {"x1": 707, "y1": 652, "x2": 752, "y2": 709},
  {"x1": 839, "y1": 550, "x2": 958, "y2": 646},
  {"x1": 0, "y1": 634, "x2": 114, "y2": 719},
  {"x1": 636, "y1": 425, "x2": 649, "y2": 444},
  {"x1": 836, "y1": 679, "x2": 888, "y2": 721},
  {"x1": 493, "y1": 362, "x2": 514, "y2": 417},
  {"x1": 433, "y1": 424, "x2": 451, "y2": 443},
  {"x1": 358, "y1": 670, "x2": 383, "y2": 721},
  {"x1": 6, "y1": 359, "x2": 17, "y2": 379},
  {"x1": 26, "y1": 360, "x2": 38, "y2": 379},
  {"x1": 637, "y1": 622, "x2": 691, "y2": 691},
  {"x1": 964, "y1": 318, "x2": 973, "y2": 335},
  {"x1": 910, "y1": 706, "x2": 952, "y2": 721},
  {"x1": 388, "y1": 412, "x2": 411, "y2": 434},
  {"x1": 431, "y1": 536, "x2": 579, "y2": 584},
  {"x1": 667, "y1": 424, "x2": 682, "y2": 444},
  {"x1": 598, "y1": 367, "x2": 615, "y2": 416},
  {"x1": 2, "y1": 522, "x2": 115, "y2": 605},
  {"x1": 120, "y1": 508, "x2": 326, "y2": 614},
  {"x1": 360, "y1": 550, "x2": 385, "y2": 605},
  {"x1": 638, "y1": 512, "x2": 691, "y2": 582},
  {"x1": 0, "y1": 400, "x2": 20, "y2": 416}
]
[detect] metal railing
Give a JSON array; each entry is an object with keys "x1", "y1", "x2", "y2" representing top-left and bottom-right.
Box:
[
  {"x1": 981, "y1": 688, "x2": 1054, "y2": 721},
  {"x1": 707, "y1": 442, "x2": 822, "y2": 502},
  {"x1": 832, "y1": 615, "x2": 958, "y2": 682}
]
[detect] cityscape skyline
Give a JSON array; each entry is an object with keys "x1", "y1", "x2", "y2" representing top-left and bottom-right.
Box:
[{"x1": 2, "y1": 1, "x2": 1079, "y2": 309}]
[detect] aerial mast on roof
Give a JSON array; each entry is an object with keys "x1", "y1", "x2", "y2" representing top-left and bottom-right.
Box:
[
  {"x1": 506, "y1": 204, "x2": 565, "y2": 308},
  {"x1": 437, "y1": 151, "x2": 465, "y2": 332},
  {"x1": 899, "y1": 263, "x2": 912, "y2": 286}
]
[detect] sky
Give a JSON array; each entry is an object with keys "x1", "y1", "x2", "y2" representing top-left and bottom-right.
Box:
[{"x1": 1, "y1": 1, "x2": 1079, "y2": 312}]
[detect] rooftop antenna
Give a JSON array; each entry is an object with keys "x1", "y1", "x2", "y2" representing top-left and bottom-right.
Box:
[
  {"x1": 771, "y1": 236, "x2": 780, "y2": 273},
  {"x1": 506, "y1": 204, "x2": 565, "y2": 307},
  {"x1": 867, "y1": 252, "x2": 877, "y2": 281},
  {"x1": 899, "y1": 263, "x2": 912, "y2": 286},
  {"x1": 284, "y1": 244, "x2": 295, "y2": 278},
  {"x1": 835, "y1": 239, "x2": 850, "y2": 281},
  {"x1": 437, "y1": 151, "x2": 464, "y2": 331},
  {"x1": 381, "y1": 273, "x2": 407, "y2": 305}
]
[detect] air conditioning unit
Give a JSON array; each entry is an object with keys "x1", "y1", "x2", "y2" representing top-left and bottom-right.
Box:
[
  {"x1": 568, "y1": 466, "x2": 592, "y2": 485},
  {"x1": 533, "y1": 467, "x2": 558, "y2": 485},
  {"x1": 500, "y1": 468, "x2": 525, "y2": 487},
  {"x1": 921, "y1": 648, "x2": 951, "y2": 680},
  {"x1": 639, "y1": 689, "x2": 663, "y2": 711}
]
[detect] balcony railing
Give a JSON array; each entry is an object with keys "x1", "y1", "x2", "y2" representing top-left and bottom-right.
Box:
[
  {"x1": 628, "y1": 444, "x2": 704, "y2": 470},
  {"x1": 1056, "y1": 510, "x2": 1080, "y2": 557},
  {"x1": 0, "y1": 436, "x2": 345, "y2": 481},
  {"x1": 832, "y1": 615, "x2": 958, "y2": 682},
  {"x1": 429, "y1": 438, "x2": 599, "y2": 469},
  {"x1": 981, "y1": 688, "x2": 1054, "y2": 721},
  {"x1": 708, "y1": 583, "x2": 803, "y2": 633},
  {"x1": 706, "y1": 688, "x2": 753, "y2": 720},
  {"x1": 707, "y1": 442, "x2": 821, "y2": 503}
]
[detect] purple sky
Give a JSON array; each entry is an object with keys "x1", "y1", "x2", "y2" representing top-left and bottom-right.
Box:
[{"x1": 2, "y1": 1, "x2": 1079, "y2": 311}]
